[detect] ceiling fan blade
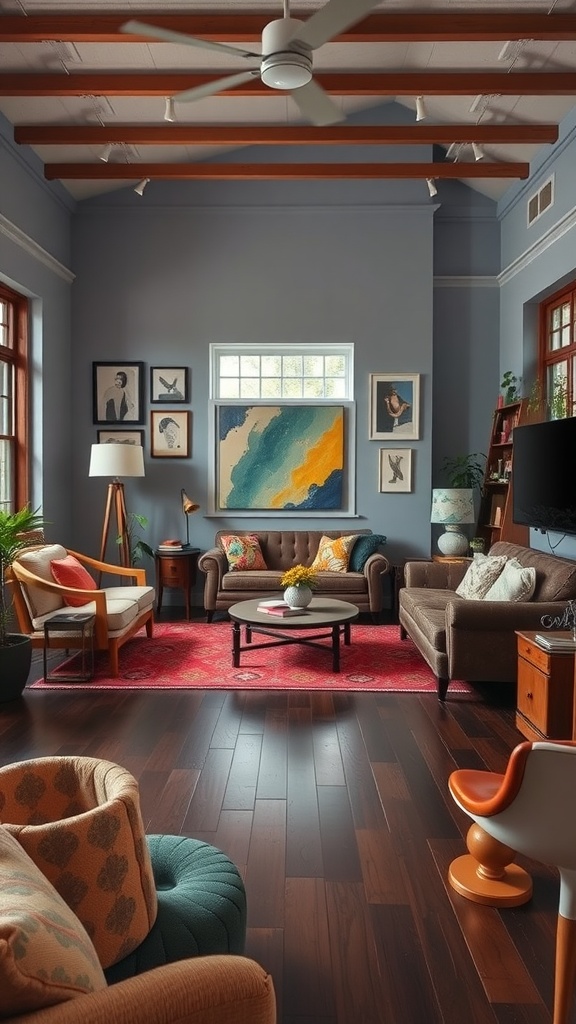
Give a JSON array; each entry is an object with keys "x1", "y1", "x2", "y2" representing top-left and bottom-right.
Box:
[
  {"x1": 120, "y1": 20, "x2": 260, "y2": 61},
  {"x1": 291, "y1": 80, "x2": 344, "y2": 126},
  {"x1": 291, "y1": 0, "x2": 381, "y2": 52},
  {"x1": 175, "y1": 69, "x2": 260, "y2": 104}
]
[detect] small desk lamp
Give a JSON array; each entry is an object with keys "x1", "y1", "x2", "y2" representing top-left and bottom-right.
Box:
[
  {"x1": 431, "y1": 488, "x2": 475, "y2": 557},
  {"x1": 181, "y1": 489, "x2": 200, "y2": 547},
  {"x1": 89, "y1": 443, "x2": 145, "y2": 566}
]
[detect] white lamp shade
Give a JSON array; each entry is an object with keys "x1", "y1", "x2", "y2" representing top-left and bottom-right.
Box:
[
  {"x1": 430, "y1": 488, "x2": 475, "y2": 525},
  {"x1": 89, "y1": 443, "x2": 145, "y2": 478}
]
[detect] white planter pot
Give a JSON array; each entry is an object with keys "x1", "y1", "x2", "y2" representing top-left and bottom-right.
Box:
[{"x1": 283, "y1": 585, "x2": 313, "y2": 609}]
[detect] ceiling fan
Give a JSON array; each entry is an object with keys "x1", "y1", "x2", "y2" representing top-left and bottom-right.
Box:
[{"x1": 121, "y1": 0, "x2": 381, "y2": 126}]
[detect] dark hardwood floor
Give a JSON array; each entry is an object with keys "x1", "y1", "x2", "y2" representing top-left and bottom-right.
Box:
[{"x1": 1, "y1": 619, "x2": 569, "y2": 1023}]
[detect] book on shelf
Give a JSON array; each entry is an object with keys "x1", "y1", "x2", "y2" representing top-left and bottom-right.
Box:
[{"x1": 534, "y1": 632, "x2": 576, "y2": 651}]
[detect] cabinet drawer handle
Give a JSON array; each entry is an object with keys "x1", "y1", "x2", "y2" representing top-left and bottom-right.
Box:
[{"x1": 526, "y1": 691, "x2": 533, "y2": 699}]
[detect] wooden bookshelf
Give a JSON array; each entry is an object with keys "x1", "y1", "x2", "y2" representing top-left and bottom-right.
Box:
[{"x1": 476, "y1": 399, "x2": 529, "y2": 549}]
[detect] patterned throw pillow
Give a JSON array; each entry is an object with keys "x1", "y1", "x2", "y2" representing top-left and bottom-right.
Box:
[
  {"x1": 0, "y1": 824, "x2": 107, "y2": 1017},
  {"x1": 50, "y1": 555, "x2": 98, "y2": 607},
  {"x1": 220, "y1": 534, "x2": 267, "y2": 571},
  {"x1": 455, "y1": 554, "x2": 508, "y2": 600},
  {"x1": 483, "y1": 558, "x2": 537, "y2": 602},
  {"x1": 349, "y1": 534, "x2": 387, "y2": 573},
  {"x1": 311, "y1": 535, "x2": 358, "y2": 573}
]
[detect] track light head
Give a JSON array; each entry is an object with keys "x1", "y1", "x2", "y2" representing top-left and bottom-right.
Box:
[
  {"x1": 498, "y1": 40, "x2": 514, "y2": 62},
  {"x1": 164, "y1": 96, "x2": 176, "y2": 122},
  {"x1": 472, "y1": 142, "x2": 485, "y2": 162},
  {"x1": 134, "y1": 177, "x2": 150, "y2": 196},
  {"x1": 99, "y1": 142, "x2": 113, "y2": 163},
  {"x1": 415, "y1": 95, "x2": 427, "y2": 122},
  {"x1": 426, "y1": 178, "x2": 438, "y2": 198},
  {"x1": 469, "y1": 94, "x2": 484, "y2": 114}
]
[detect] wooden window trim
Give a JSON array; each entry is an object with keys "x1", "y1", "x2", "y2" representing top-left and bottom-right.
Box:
[{"x1": 0, "y1": 283, "x2": 29, "y2": 510}]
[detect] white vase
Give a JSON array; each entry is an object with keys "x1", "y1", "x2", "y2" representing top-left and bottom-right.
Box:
[{"x1": 283, "y1": 584, "x2": 313, "y2": 609}]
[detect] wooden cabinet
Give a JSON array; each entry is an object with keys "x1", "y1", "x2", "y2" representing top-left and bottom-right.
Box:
[
  {"x1": 516, "y1": 631, "x2": 574, "y2": 740},
  {"x1": 155, "y1": 548, "x2": 200, "y2": 620},
  {"x1": 476, "y1": 399, "x2": 529, "y2": 549}
]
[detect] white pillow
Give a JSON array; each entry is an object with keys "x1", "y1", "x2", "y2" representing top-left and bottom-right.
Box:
[
  {"x1": 15, "y1": 544, "x2": 67, "y2": 618},
  {"x1": 455, "y1": 553, "x2": 508, "y2": 600},
  {"x1": 483, "y1": 558, "x2": 536, "y2": 602}
]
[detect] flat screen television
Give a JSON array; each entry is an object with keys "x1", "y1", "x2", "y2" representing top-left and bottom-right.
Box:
[{"x1": 513, "y1": 417, "x2": 576, "y2": 534}]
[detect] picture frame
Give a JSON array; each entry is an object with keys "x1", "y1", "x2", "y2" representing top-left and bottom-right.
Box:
[
  {"x1": 97, "y1": 430, "x2": 144, "y2": 446},
  {"x1": 369, "y1": 373, "x2": 420, "y2": 440},
  {"x1": 150, "y1": 366, "x2": 189, "y2": 404},
  {"x1": 215, "y1": 404, "x2": 345, "y2": 511},
  {"x1": 378, "y1": 448, "x2": 413, "y2": 493},
  {"x1": 150, "y1": 410, "x2": 190, "y2": 458},
  {"x1": 93, "y1": 362, "x2": 144, "y2": 425}
]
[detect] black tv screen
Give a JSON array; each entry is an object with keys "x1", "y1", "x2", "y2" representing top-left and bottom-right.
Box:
[{"x1": 513, "y1": 417, "x2": 576, "y2": 534}]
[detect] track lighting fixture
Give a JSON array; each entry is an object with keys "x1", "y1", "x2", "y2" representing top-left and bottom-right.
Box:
[
  {"x1": 415, "y1": 96, "x2": 427, "y2": 122},
  {"x1": 469, "y1": 94, "x2": 484, "y2": 114},
  {"x1": 426, "y1": 178, "x2": 438, "y2": 198},
  {"x1": 98, "y1": 142, "x2": 113, "y2": 163},
  {"x1": 472, "y1": 142, "x2": 485, "y2": 162},
  {"x1": 446, "y1": 142, "x2": 461, "y2": 161},
  {"x1": 164, "y1": 97, "x2": 176, "y2": 122},
  {"x1": 498, "y1": 40, "x2": 514, "y2": 62},
  {"x1": 134, "y1": 177, "x2": 150, "y2": 196}
]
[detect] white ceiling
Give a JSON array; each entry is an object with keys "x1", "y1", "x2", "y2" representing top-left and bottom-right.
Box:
[{"x1": 1, "y1": 0, "x2": 576, "y2": 202}]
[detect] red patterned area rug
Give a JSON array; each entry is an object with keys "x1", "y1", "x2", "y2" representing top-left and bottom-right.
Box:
[{"x1": 29, "y1": 621, "x2": 476, "y2": 695}]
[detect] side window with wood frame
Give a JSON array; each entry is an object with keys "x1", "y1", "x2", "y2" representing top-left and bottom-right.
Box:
[
  {"x1": 0, "y1": 283, "x2": 29, "y2": 512},
  {"x1": 538, "y1": 281, "x2": 576, "y2": 420}
]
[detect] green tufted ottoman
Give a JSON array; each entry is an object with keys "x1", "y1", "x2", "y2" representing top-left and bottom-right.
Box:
[{"x1": 104, "y1": 833, "x2": 247, "y2": 984}]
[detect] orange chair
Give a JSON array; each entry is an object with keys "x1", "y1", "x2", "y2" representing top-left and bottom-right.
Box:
[{"x1": 448, "y1": 740, "x2": 576, "y2": 1024}]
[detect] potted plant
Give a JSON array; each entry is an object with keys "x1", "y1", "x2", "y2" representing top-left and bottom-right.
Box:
[
  {"x1": 501, "y1": 372, "x2": 521, "y2": 405},
  {"x1": 280, "y1": 564, "x2": 318, "y2": 609},
  {"x1": 0, "y1": 505, "x2": 47, "y2": 700},
  {"x1": 119, "y1": 512, "x2": 154, "y2": 566},
  {"x1": 440, "y1": 453, "x2": 487, "y2": 556}
]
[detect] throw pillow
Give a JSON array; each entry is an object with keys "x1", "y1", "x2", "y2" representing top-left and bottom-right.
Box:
[
  {"x1": 0, "y1": 825, "x2": 107, "y2": 1017},
  {"x1": 14, "y1": 544, "x2": 68, "y2": 619},
  {"x1": 349, "y1": 534, "x2": 387, "y2": 573},
  {"x1": 455, "y1": 554, "x2": 508, "y2": 600},
  {"x1": 50, "y1": 555, "x2": 98, "y2": 608},
  {"x1": 311, "y1": 535, "x2": 357, "y2": 573},
  {"x1": 220, "y1": 534, "x2": 267, "y2": 571},
  {"x1": 483, "y1": 558, "x2": 537, "y2": 602}
]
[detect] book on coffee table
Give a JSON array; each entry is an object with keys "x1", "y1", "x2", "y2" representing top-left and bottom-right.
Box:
[{"x1": 257, "y1": 600, "x2": 306, "y2": 617}]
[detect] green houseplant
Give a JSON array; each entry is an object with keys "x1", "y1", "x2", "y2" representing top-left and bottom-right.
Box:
[
  {"x1": 501, "y1": 372, "x2": 521, "y2": 405},
  {"x1": 0, "y1": 505, "x2": 47, "y2": 699},
  {"x1": 440, "y1": 453, "x2": 487, "y2": 555}
]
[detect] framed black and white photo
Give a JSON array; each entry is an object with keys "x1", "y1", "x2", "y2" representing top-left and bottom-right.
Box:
[
  {"x1": 379, "y1": 448, "x2": 413, "y2": 493},
  {"x1": 151, "y1": 410, "x2": 190, "y2": 458},
  {"x1": 369, "y1": 373, "x2": 420, "y2": 440},
  {"x1": 97, "y1": 429, "x2": 144, "y2": 446},
  {"x1": 150, "y1": 366, "x2": 189, "y2": 404},
  {"x1": 93, "y1": 362, "x2": 144, "y2": 425}
]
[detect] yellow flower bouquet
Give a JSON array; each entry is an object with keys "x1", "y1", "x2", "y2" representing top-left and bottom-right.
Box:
[{"x1": 280, "y1": 564, "x2": 318, "y2": 589}]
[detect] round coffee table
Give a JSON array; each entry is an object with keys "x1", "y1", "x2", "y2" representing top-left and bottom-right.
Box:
[{"x1": 228, "y1": 597, "x2": 359, "y2": 673}]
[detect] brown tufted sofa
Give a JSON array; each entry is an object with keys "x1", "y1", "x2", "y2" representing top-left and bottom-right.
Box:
[
  {"x1": 398, "y1": 541, "x2": 576, "y2": 701},
  {"x1": 198, "y1": 529, "x2": 390, "y2": 621}
]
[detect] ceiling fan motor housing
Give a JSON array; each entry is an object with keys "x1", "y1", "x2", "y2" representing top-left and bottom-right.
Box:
[{"x1": 261, "y1": 18, "x2": 313, "y2": 90}]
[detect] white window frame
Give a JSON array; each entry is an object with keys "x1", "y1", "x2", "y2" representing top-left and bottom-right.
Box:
[{"x1": 207, "y1": 343, "x2": 356, "y2": 518}]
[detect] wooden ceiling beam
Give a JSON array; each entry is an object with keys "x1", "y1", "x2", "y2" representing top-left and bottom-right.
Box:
[
  {"x1": 44, "y1": 161, "x2": 530, "y2": 181},
  {"x1": 15, "y1": 124, "x2": 559, "y2": 146},
  {"x1": 3, "y1": 72, "x2": 575, "y2": 97},
  {"x1": 2, "y1": 12, "x2": 576, "y2": 44}
]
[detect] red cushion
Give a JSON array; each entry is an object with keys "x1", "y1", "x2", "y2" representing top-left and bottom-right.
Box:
[{"x1": 50, "y1": 555, "x2": 97, "y2": 607}]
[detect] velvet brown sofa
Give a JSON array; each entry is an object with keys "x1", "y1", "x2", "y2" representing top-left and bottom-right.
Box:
[
  {"x1": 198, "y1": 529, "x2": 390, "y2": 621},
  {"x1": 398, "y1": 541, "x2": 576, "y2": 701}
]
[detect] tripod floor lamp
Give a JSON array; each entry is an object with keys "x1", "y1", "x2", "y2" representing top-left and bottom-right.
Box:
[{"x1": 89, "y1": 443, "x2": 145, "y2": 567}]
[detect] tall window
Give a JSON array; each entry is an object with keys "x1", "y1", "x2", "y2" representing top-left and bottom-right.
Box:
[
  {"x1": 211, "y1": 344, "x2": 354, "y2": 401},
  {"x1": 539, "y1": 282, "x2": 576, "y2": 419},
  {"x1": 0, "y1": 284, "x2": 29, "y2": 512}
]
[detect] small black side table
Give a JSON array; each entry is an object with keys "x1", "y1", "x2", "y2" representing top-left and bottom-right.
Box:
[
  {"x1": 43, "y1": 612, "x2": 96, "y2": 682},
  {"x1": 155, "y1": 547, "x2": 200, "y2": 620}
]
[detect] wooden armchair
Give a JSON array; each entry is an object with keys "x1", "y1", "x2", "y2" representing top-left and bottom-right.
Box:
[{"x1": 8, "y1": 544, "x2": 154, "y2": 676}]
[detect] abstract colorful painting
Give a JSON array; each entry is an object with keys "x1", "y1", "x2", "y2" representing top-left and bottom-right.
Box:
[{"x1": 217, "y1": 405, "x2": 345, "y2": 510}]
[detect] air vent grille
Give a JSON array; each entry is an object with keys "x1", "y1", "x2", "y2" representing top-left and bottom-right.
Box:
[{"x1": 527, "y1": 175, "x2": 554, "y2": 226}]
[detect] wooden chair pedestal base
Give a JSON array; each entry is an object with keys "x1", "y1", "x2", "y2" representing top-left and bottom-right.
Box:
[{"x1": 448, "y1": 823, "x2": 533, "y2": 907}]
